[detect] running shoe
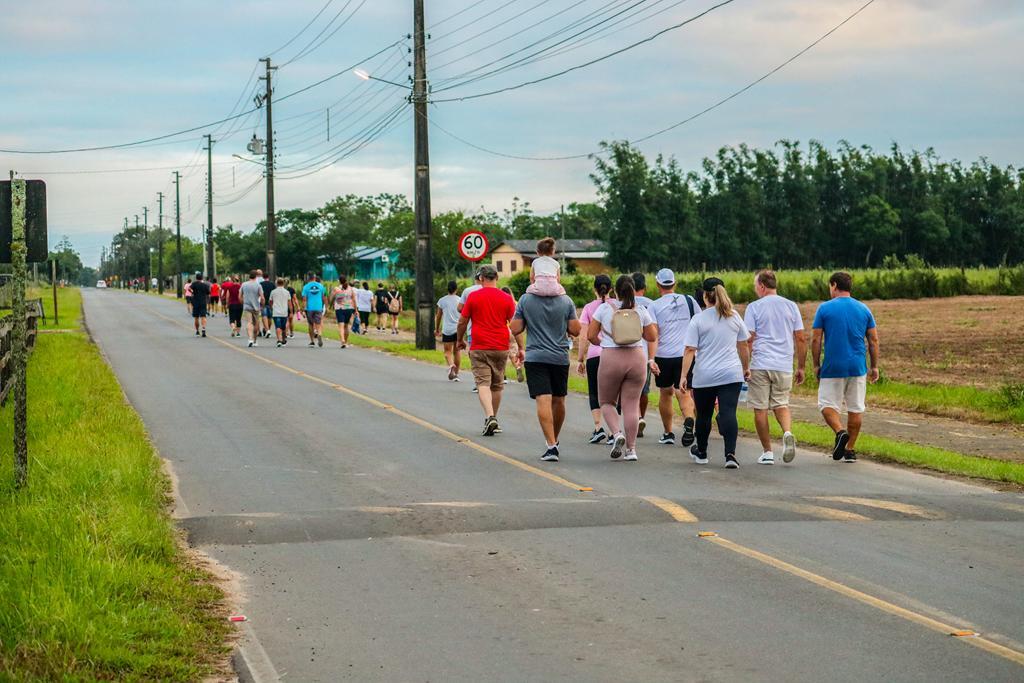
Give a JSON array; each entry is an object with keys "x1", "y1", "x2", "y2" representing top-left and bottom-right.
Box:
[
  {"x1": 588, "y1": 427, "x2": 608, "y2": 444},
  {"x1": 493, "y1": 426, "x2": 503, "y2": 434},
  {"x1": 757, "y1": 451, "x2": 775, "y2": 465},
  {"x1": 282, "y1": 338, "x2": 287, "y2": 346},
  {"x1": 689, "y1": 444, "x2": 708, "y2": 465},
  {"x1": 276, "y1": 341, "x2": 282, "y2": 348},
  {"x1": 540, "y1": 446, "x2": 559, "y2": 462},
  {"x1": 609, "y1": 433, "x2": 626, "y2": 460},
  {"x1": 472, "y1": 387, "x2": 478, "y2": 393},
  {"x1": 340, "y1": 344, "x2": 347, "y2": 349},
  {"x1": 516, "y1": 366, "x2": 525, "y2": 383},
  {"x1": 288, "y1": 333, "x2": 294, "y2": 338},
  {"x1": 658, "y1": 432, "x2": 675, "y2": 445},
  {"x1": 681, "y1": 417, "x2": 695, "y2": 447},
  {"x1": 201, "y1": 330, "x2": 206, "y2": 338},
  {"x1": 606, "y1": 435, "x2": 615, "y2": 445},
  {"x1": 503, "y1": 378, "x2": 510, "y2": 384},
  {"x1": 308, "y1": 342, "x2": 315, "y2": 347},
  {"x1": 623, "y1": 449, "x2": 638, "y2": 462},
  {"x1": 452, "y1": 376, "x2": 461, "y2": 382},
  {"x1": 782, "y1": 431, "x2": 797, "y2": 463},
  {"x1": 447, "y1": 365, "x2": 458, "y2": 381},
  {"x1": 483, "y1": 416, "x2": 499, "y2": 436},
  {"x1": 637, "y1": 417, "x2": 646, "y2": 438},
  {"x1": 724, "y1": 454, "x2": 740, "y2": 469},
  {"x1": 832, "y1": 430, "x2": 850, "y2": 460},
  {"x1": 194, "y1": 330, "x2": 199, "y2": 337},
  {"x1": 251, "y1": 341, "x2": 258, "y2": 347},
  {"x1": 317, "y1": 334, "x2": 323, "y2": 348},
  {"x1": 842, "y1": 449, "x2": 858, "y2": 463},
  {"x1": 248, "y1": 341, "x2": 255, "y2": 348}
]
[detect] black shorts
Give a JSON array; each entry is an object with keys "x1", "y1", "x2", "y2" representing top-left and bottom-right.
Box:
[
  {"x1": 209, "y1": 295, "x2": 219, "y2": 304},
  {"x1": 375, "y1": 305, "x2": 389, "y2": 315},
  {"x1": 228, "y1": 304, "x2": 243, "y2": 326},
  {"x1": 441, "y1": 333, "x2": 457, "y2": 344},
  {"x1": 185, "y1": 296, "x2": 192, "y2": 305},
  {"x1": 359, "y1": 310, "x2": 370, "y2": 325},
  {"x1": 335, "y1": 309, "x2": 355, "y2": 324},
  {"x1": 524, "y1": 362, "x2": 569, "y2": 399},
  {"x1": 192, "y1": 305, "x2": 208, "y2": 318},
  {"x1": 654, "y1": 356, "x2": 684, "y2": 389}
]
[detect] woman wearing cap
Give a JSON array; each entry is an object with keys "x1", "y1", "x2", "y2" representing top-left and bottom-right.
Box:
[
  {"x1": 588, "y1": 275, "x2": 659, "y2": 461},
  {"x1": 577, "y1": 274, "x2": 615, "y2": 443},
  {"x1": 680, "y1": 278, "x2": 751, "y2": 469}
]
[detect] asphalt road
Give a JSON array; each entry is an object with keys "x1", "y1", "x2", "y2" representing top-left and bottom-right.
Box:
[{"x1": 84, "y1": 289, "x2": 1024, "y2": 682}]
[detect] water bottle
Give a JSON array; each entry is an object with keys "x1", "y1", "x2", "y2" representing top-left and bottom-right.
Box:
[{"x1": 738, "y1": 382, "x2": 749, "y2": 403}]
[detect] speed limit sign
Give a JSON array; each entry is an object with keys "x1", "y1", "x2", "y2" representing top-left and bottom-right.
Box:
[{"x1": 458, "y1": 231, "x2": 489, "y2": 262}]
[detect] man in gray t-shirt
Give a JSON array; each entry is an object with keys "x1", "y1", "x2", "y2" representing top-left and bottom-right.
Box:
[
  {"x1": 510, "y1": 293, "x2": 581, "y2": 462},
  {"x1": 239, "y1": 272, "x2": 265, "y2": 346}
]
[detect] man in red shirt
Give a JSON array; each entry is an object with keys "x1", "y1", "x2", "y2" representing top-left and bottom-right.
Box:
[
  {"x1": 220, "y1": 275, "x2": 243, "y2": 338},
  {"x1": 457, "y1": 265, "x2": 522, "y2": 436}
]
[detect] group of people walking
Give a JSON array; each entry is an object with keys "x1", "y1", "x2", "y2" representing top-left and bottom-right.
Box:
[
  {"x1": 450, "y1": 238, "x2": 880, "y2": 467},
  {"x1": 184, "y1": 270, "x2": 407, "y2": 347}
]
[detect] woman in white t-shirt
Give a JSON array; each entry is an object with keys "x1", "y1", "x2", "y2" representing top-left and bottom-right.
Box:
[
  {"x1": 588, "y1": 275, "x2": 659, "y2": 461},
  {"x1": 681, "y1": 278, "x2": 751, "y2": 469}
]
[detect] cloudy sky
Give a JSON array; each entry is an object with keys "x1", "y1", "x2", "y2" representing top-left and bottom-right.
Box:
[{"x1": 1, "y1": 0, "x2": 1020, "y2": 267}]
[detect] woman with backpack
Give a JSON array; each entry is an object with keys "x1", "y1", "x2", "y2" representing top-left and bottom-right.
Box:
[
  {"x1": 577, "y1": 274, "x2": 615, "y2": 444},
  {"x1": 386, "y1": 284, "x2": 402, "y2": 335},
  {"x1": 680, "y1": 278, "x2": 752, "y2": 469},
  {"x1": 587, "y1": 275, "x2": 659, "y2": 461}
]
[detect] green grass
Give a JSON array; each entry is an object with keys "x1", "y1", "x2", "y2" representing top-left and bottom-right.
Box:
[
  {"x1": 735, "y1": 412, "x2": 1024, "y2": 486},
  {"x1": 301, "y1": 319, "x2": 1024, "y2": 486},
  {"x1": 29, "y1": 286, "x2": 81, "y2": 331},
  {"x1": 0, "y1": 289, "x2": 229, "y2": 680}
]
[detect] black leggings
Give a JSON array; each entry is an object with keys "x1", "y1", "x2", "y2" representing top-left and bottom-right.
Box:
[
  {"x1": 692, "y1": 382, "x2": 742, "y2": 457},
  {"x1": 586, "y1": 356, "x2": 601, "y2": 411}
]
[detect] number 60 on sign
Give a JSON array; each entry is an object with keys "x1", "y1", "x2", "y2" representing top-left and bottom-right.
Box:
[{"x1": 458, "y1": 231, "x2": 489, "y2": 262}]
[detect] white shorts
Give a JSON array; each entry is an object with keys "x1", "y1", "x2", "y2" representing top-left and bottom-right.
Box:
[{"x1": 818, "y1": 376, "x2": 867, "y2": 414}]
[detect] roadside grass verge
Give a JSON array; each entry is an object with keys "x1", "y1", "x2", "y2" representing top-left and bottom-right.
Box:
[
  {"x1": 0, "y1": 289, "x2": 229, "y2": 680},
  {"x1": 30, "y1": 286, "x2": 81, "y2": 331},
  {"x1": 302, "y1": 321, "x2": 1024, "y2": 485}
]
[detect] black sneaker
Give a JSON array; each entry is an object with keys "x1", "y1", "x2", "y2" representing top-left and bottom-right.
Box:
[
  {"x1": 832, "y1": 430, "x2": 850, "y2": 460},
  {"x1": 681, "y1": 418, "x2": 695, "y2": 447},
  {"x1": 308, "y1": 341, "x2": 315, "y2": 347},
  {"x1": 540, "y1": 446, "x2": 559, "y2": 462},
  {"x1": 317, "y1": 335, "x2": 323, "y2": 348},
  {"x1": 483, "y1": 416, "x2": 499, "y2": 436},
  {"x1": 194, "y1": 330, "x2": 200, "y2": 336},
  {"x1": 842, "y1": 449, "x2": 858, "y2": 463},
  {"x1": 588, "y1": 427, "x2": 607, "y2": 444},
  {"x1": 201, "y1": 330, "x2": 206, "y2": 337},
  {"x1": 658, "y1": 432, "x2": 675, "y2": 445},
  {"x1": 724, "y1": 454, "x2": 740, "y2": 469},
  {"x1": 276, "y1": 341, "x2": 282, "y2": 348},
  {"x1": 637, "y1": 417, "x2": 646, "y2": 438},
  {"x1": 689, "y1": 444, "x2": 708, "y2": 465}
]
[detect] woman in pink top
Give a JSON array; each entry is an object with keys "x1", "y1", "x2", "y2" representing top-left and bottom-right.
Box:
[{"x1": 575, "y1": 274, "x2": 614, "y2": 443}]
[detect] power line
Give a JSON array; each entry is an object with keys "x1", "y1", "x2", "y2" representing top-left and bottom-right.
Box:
[
  {"x1": 280, "y1": 0, "x2": 367, "y2": 68},
  {"x1": 429, "y1": 0, "x2": 880, "y2": 160},
  {"x1": 428, "y1": 0, "x2": 496, "y2": 33},
  {"x1": 432, "y1": 0, "x2": 736, "y2": 100},
  {"x1": 268, "y1": 0, "x2": 336, "y2": 56}
]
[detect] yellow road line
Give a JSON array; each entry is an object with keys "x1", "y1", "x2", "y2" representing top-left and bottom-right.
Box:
[
  {"x1": 703, "y1": 535, "x2": 1024, "y2": 667},
  {"x1": 812, "y1": 496, "x2": 943, "y2": 519},
  {"x1": 147, "y1": 308, "x2": 594, "y2": 494},
  {"x1": 755, "y1": 500, "x2": 872, "y2": 522},
  {"x1": 641, "y1": 496, "x2": 699, "y2": 523}
]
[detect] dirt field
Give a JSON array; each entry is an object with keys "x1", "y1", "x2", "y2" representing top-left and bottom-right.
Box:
[{"x1": 790, "y1": 295, "x2": 1023, "y2": 389}]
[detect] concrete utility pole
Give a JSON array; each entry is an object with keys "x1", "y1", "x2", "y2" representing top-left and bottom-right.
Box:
[
  {"x1": 9, "y1": 173, "x2": 28, "y2": 488},
  {"x1": 413, "y1": 0, "x2": 435, "y2": 350},
  {"x1": 174, "y1": 171, "x2": 183, "y2": 298},
  {"x1": 142, "y1": 205, "x2": 150, "y2": 291},
  {"x1": 260, "y1": 57, "x2": 278, "y2": 281},
  {"x1": 157, "y1": 191, "x2": 165, "y2": 294},
  {"x1": 204, "y1": 134, "x2": 215, "y2": 279}
]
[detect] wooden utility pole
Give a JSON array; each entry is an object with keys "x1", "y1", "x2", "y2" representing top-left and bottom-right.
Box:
[
  {"x1": 157, "y1": 191, "x2": 165, "y2": 294},
  {"x1": 259, "y1": 58, "x2": 278, "y2": 281},
  {"x1": 142, "y1": 205, "x2": 150, "y2": 291},
  {"x1": 174, "y1": 171, "x2": 183, "y2": 298},
  {"x1": 413, "y1": 0, "x2": 435, "y2": 350},
  {"x1": 204, "y1": 134, "x2": 215, "y2": 279},
  {"x1": 51, "y1": 259, "x2": 58, "y2": 326},
  {"x1": 9, "y1": 173, "x2": 28, "y2": 487}
]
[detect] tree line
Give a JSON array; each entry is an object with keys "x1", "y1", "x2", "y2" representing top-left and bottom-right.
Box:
[{"x1": 97, "y1": 139, "x2": 1022, "y2": 283}]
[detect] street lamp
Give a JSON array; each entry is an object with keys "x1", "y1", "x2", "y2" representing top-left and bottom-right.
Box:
[
  {"x1": 149, "y1": 247, "x2": 155, "y2": 291},
  {"x1": 353, "y1": 68, "x2": 411, "y2": 90}
]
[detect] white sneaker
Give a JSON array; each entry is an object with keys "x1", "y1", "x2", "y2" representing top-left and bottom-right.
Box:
[
  {"x1": 782, "y1": 432, "x2": 797, "y2": 463},
  {"x1": 623, "y1": 449, "x2": 638, "y2": 462},
  {"x1": 758, "y1": 451, "x2": 775, "y2": 465},
  {"x1": 609, "y1": 433, "x2": 626, "y2": 460}
]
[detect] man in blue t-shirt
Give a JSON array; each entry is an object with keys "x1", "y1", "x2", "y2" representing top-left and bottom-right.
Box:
[
  {"x1": 811, "y1": 271, "x2": 880, "y2": 463},
  {"x1": 301, "y1": 274, "x2": 326, "y2": 348}
]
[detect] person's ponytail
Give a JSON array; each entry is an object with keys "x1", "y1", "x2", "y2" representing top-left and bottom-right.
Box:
[
  {"x1": 713, "y1": 284, "x2": 734, "y2": 319},
  {"x1": 596, "y1": 281, "x2": 611, "y2": 302},
  {"x1": 615, "y1": 274, "x2": 636, "y2": 310}
]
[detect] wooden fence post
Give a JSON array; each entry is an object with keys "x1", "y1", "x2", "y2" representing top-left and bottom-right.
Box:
[{"x1": 10, "y1": 174, "x2": 28, "y2": 488}]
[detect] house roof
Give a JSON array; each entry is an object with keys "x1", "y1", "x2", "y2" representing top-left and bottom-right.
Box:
[
  {"x1": 497, "y1": 239, "x2": 605, "y2": 255},
  {"x1": 319, "y1": 246, "x2": 397, "y2": 262}
]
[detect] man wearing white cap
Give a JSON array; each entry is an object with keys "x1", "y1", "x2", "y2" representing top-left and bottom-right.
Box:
[{"x1": 648, "y1": 268, "x2": 701, "y2": 447}]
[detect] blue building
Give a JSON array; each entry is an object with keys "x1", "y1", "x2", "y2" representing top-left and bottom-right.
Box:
[{"x1": 320, "y1": 247, "x2": 410, "y2": 282}]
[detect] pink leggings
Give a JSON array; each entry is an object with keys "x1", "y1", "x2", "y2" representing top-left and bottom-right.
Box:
[{"x1": 597, "y1": 347, "x2": 646, "y2": 449}]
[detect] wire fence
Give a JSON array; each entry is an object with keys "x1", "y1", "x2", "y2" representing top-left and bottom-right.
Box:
[{"x1": 0, "y1": 299, "x2": 41, "y2": 405}]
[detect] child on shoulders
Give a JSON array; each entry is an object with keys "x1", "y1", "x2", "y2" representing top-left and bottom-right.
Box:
[{"x1": 525, "y1": 236, "x2": 566, "y2": 296}]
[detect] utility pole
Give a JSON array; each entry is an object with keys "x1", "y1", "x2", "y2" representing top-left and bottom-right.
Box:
[
  {"x1": 413, "y1": 0, "x2": 435, "y2": 350},
  {"x1": 259, "y1": 57, "x2": 278, "y2": 281},
  {"x1": 134, "y1": 214, "x2": 139, "y2": 287},
  {"x1": 142, "y1": 205, "x2": 150, "y2": 291},
  {"x1": 9, "y1": 172, "x2": 28, "y2": 488},
  {"x1": 204, "y1": 134, "x2": 215, "y2": 279},
  {"x1": 157, "y1": 191, "x2": 165, "y2": 294},
  {"x1": 174, "y1": 171, "x2": 183, "y2": 298}
]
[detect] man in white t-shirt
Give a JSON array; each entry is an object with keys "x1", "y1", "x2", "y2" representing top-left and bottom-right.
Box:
[
  {"x1": 436, "y1": 280, "x2": 463, "y2": 381},
  {"x1": 743, "y1": 270, "x2": 806, "y2": 465},
  {"x1": 356, "y1": 282, "x2": 374, "y2": 335},
  {"x1": 632, "y1": 272, "x2": 656, "y2": 438},
  {"x1": 648, "y1": 269, "x2": 701, "y2": 447}
]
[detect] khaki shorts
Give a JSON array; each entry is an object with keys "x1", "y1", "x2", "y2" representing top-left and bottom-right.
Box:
[
  {"x1": 818, "y1": 376, "x2": 867, "y2": 414},
  {"x1": 748, "y1": 369, "x2": 793, "y2": 410},
  {"x1": 470, "y1": 350, "x2": 509, "y2": 391}
]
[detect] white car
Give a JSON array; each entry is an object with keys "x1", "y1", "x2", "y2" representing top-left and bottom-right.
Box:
[{"x1": 96, "y1": 280, "x2": 107, "y2": 288}]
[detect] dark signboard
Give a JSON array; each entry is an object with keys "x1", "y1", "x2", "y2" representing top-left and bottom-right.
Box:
[{"x1": 1, "y1": 180, "x2": 48, "y2": 262}]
